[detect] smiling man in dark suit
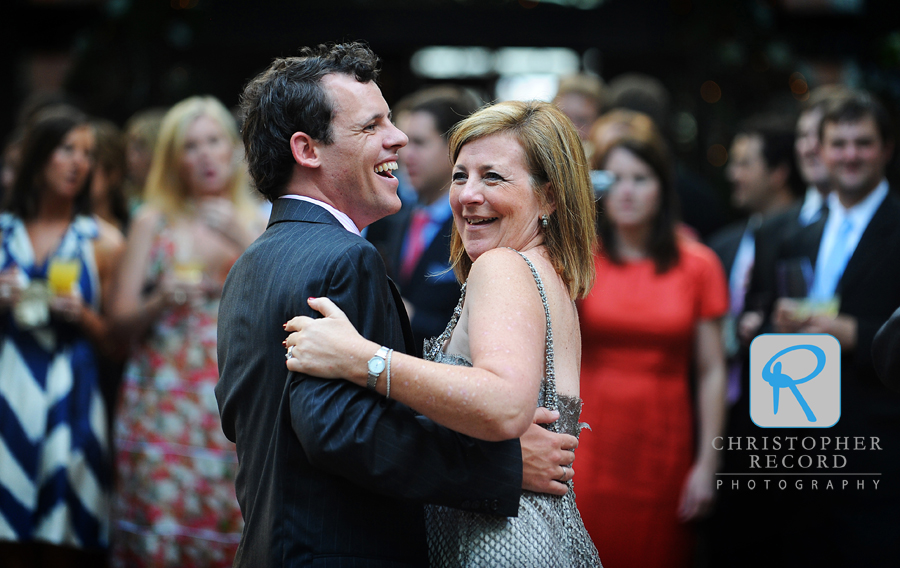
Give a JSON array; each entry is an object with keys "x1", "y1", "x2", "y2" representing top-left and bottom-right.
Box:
[
  {"x1": 770, "y1": 89, "x2": 900, "y2": 567},
  {"x1": 215, "y1": 43, "x2": 577, "y2": 568}
]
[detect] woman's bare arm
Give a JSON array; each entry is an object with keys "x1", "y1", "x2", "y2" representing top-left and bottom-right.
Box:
[
  {"x1": 678, "y1": 317, "x2": 727, "y2": 521},
  {"x1": 285, "y1": 247, "x2": 547, "y2": 441}
]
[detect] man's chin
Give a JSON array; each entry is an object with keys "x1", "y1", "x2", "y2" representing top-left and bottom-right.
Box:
[{"x1": 387, "y1": 195, "x2": 403, "y2": 215}]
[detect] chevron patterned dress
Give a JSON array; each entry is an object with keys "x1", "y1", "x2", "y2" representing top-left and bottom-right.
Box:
[{"x1": 0, "y1": 213, "x2": 110, "y2": 551}]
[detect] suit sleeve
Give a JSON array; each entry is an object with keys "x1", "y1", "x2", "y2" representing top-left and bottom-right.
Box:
[
  {"x1": 873, "y1": 306, "x2": 900, "y2": 391},
  {"x1": 289, "y1": 242, "x2": 523, "y2": 516}
]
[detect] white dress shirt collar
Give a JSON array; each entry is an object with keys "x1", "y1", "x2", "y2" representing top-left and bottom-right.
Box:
[{"x1": 279, "y1": 195, "x2": 361, "y2": 236}]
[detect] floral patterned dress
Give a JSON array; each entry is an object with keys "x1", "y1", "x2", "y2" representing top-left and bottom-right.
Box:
[{"x1": 111, "y1": 222, "x2": 242, "y2": 568}]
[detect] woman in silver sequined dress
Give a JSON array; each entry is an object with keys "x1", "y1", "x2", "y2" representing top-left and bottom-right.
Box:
[{"x1": 285, "y1": 101, "x2": 602, "y2": 567}]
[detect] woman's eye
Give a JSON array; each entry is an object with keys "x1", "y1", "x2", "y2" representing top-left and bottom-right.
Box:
[{"x1": 484, "y1": 172, "x2": 503, "y2": 182}]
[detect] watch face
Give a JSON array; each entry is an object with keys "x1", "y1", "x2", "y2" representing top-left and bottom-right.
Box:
[{"x1": 368, "y1": 357, "x2": 386, "y2": 374}]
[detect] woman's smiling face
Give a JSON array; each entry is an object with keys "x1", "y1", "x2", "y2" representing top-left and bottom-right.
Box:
[{"x1": 450, "y1": 133, "x2": 550, "y2": 261}]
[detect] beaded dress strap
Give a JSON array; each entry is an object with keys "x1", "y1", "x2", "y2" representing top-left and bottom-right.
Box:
[
  {"x1": 508, "y1": 249, "x2": 560, "y2": 428},
  {"x1": 423, "y1": 249, "x2": 560, "y2": 431}
]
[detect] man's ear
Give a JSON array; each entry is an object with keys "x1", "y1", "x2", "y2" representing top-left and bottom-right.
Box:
[{"x1": 290, "y1": 132, "x2": 321, "y2": 168}]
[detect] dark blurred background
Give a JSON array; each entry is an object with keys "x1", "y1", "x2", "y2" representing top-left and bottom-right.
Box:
[{"x1": 3, "y1": 0, "x2": 899, "y2": 207}]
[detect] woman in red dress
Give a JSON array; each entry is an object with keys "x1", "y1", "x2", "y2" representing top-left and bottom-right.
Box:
[{"x1": 577, "y1": 120, "x2": 728, "y2": 568}]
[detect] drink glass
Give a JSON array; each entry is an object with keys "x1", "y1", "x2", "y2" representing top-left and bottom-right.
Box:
[{"x1": 48, "y1": 258, "x2": 81, "y2": 295}]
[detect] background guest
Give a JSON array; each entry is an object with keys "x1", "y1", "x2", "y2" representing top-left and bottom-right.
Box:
[
  {"x1": 707, "y1": 112, "x2": 802, "y2": 406},
  {"x1": 0, "y1": 105, "x2": 125, "y2": 568},
  {"x1": 90, "y1": 118, "x2": 131, "y2": 233},
  {"x1": 769, "y1": 89, "x2": 900, "y2": 568},
  {"x1": 122, "y1": 107, "x2": 167, "y2": 213},
  {"x1": 108, "y1": 96, "x2": 261, "y2": 568},
  {"x1": 577, "y1": 121, "x2": 728, "y2": 568},
  {"x1": 605, "y1": 72, "x2": 728, "y2": 239},
  {"x1": 552, "y1": 72, "x2": 607, "y2": 145}
]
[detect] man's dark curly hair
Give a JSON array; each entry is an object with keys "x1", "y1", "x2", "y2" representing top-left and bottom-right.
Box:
[{"x1": 240, "y1": 42, "x2": 381, "y2": 201}]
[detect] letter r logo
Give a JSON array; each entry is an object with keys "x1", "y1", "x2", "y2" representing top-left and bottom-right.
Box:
[{"x1": 749, "y1": 334, "x2": 841, "y2": 428}]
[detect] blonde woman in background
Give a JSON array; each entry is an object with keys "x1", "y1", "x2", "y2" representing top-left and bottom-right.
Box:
[{"x1": 109, "y1": 96, "x2": 262, "y2": 567}]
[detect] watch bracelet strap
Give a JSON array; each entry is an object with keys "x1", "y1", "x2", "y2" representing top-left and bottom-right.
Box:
[{"x1": 385, "y1": 349, "x2": 393, "y2": 399}]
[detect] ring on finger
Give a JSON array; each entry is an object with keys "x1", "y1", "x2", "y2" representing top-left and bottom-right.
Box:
[
  {"x1": 557, "y1": 465, "x2": 568, "y2": 482},
  {"x1": 286, "y1": 345, "x2": 295, "y2": 361}
]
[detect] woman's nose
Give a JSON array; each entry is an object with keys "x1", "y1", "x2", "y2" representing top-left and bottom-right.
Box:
[{"x1": 457, "y1": 179, "x2": 484, "y2": 205}]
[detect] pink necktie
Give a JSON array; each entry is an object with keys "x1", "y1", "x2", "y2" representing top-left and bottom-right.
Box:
[{"x1": 400, "y1": 209, "x2": 430, "y2": 283}]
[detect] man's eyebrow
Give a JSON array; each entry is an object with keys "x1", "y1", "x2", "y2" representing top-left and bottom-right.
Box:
[{"x1": 357, "y1": 112, "x2": 388, "y2": 127}]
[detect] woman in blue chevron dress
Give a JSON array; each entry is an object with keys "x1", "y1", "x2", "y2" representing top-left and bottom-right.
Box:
[{"x1": 0, "y1": 106, "x2": 124, "y2": 567}]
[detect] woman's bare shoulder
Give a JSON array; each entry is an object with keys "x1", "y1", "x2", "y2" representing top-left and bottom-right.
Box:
[{"x1": 94, "y1": 216, "x2": 125, "y2": 258}]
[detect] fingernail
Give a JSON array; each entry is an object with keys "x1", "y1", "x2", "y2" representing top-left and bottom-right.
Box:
[
  {"x1": 308, "y1": 297, "x2": 315, "y2": 302},
  {"x1": 281, "y1": 340, "x2": 286, "y2": 346},
  {"x1": 282, "y1": 323, "x2": 287, "y2": 329}
]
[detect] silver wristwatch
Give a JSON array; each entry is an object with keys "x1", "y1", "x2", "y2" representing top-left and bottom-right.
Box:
[{"x1": 367, "y1": 346, "x2": 390, "y2": 390}]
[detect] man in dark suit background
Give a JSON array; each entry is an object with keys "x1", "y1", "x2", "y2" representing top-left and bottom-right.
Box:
[
  {"x1": 704, "y1": 112, "x2": 802, "y2": 568},
  {"x1": 366, "y1": 86, "x2": 481, "y2": 347},
  {"x1": 216, "y1": 43, "x2": 578, "y2": 568},
  {"x1": 770, "y1": 89, "x2": 900, "y2": 567},
  {"x1": 707, "y1": 113, "x2": 802, "y2": 405},
  {"x1": 740, "y1": 86, "x2": 850, "y2": 338}
]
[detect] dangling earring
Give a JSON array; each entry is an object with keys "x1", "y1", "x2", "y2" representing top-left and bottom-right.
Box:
[{"x1": 541, "y1": 214, "x2": 549, "y2": 228}]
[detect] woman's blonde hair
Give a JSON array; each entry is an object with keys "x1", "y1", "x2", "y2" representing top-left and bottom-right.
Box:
[
  {"x1": 144, "y1": 96, "x2": 253, "y2": 218},
  {"x1": 448, "y1": 100, "x2": 597, "y2": 299}
]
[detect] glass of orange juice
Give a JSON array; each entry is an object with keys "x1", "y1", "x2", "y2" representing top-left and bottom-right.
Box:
[
  {"x1": 172, "y1": 239, "x2": 204, "y2": 286},
  {"x1": 48, "y1": 257, "x2": 81, "y2": 295}
]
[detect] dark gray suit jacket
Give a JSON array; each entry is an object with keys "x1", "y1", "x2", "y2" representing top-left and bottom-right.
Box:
[
  {"x1": 770, "y1": 191, "x2": 900, "y2": 566},
  {"x1": 216, "y1": 198, "x2": 522, "y2": 568}
]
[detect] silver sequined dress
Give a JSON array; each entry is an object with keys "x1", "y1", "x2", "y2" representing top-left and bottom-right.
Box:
[{"x1": 423, "y1": 251, "x2": 602, "y2": 568}]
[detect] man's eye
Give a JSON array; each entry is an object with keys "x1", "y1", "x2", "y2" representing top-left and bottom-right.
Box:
[{"x1": 364, "y1": 123, "x2": 376, "y2": 131}]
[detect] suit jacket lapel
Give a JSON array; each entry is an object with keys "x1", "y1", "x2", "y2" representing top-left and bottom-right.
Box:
[
  {"x1": 791, "y1": 211, "x2": 828, "y2": 265},
  {"x1": 837, "y1": 193, "x2": 899, "y2": 296},
  {"x1": 388, "y1": 278, "x2": 420, "y2": 357}
]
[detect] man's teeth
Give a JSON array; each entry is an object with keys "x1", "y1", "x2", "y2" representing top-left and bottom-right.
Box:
[
  {"x1": 467, "y1": 218, "x2": 498, "y2": 225},
  {"x1": 374, "y1": 162, "x2": 398, "y2": 173}
]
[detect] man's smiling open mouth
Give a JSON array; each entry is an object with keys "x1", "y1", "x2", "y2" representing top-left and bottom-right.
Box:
[{"x1": 375, "y1": 161, "x2": 398, "y2": 178}]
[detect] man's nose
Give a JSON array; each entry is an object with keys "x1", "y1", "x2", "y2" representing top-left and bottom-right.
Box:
[{"x1": 385, "y1": 123, "x2": 408, "y2": 149}]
